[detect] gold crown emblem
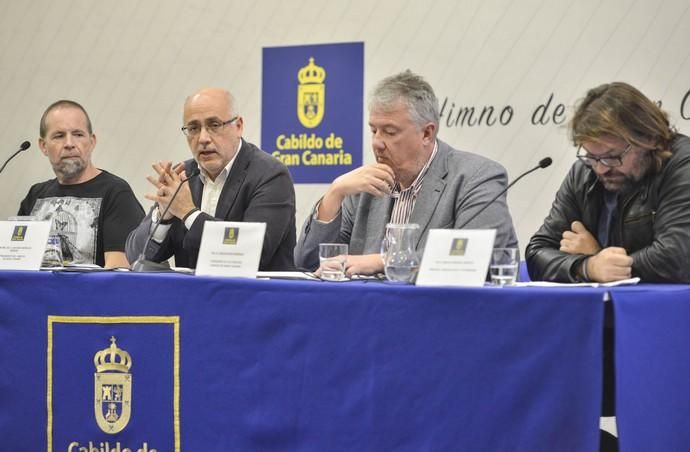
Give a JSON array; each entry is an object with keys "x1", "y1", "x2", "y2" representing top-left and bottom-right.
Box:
[
  {"x1": 298, "y1": 57, "x2": 326, "y2": 85},
  {"x1": 94, "y1": 336, "x2": 132, "y2": 373}
]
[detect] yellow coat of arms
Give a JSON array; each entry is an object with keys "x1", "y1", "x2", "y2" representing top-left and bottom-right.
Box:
[
  {"x1": 94, "y1": 337, "x2": 132, "y2": 434},
  {"x1": 297, "y1": 57, "x2": 326, "y2": 128}
]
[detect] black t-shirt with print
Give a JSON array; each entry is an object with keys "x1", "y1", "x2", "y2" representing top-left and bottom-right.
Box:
[{"x1": 18, "y1": 170, "x2": 144, "y2": 267}]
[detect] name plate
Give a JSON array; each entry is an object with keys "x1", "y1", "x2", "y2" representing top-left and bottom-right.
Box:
[
  {"x1": 416, "y1": 229, "x2": 495, "y2": 287},
  {"x1": 0, "y1": 220, "x2": 51, "y2": 270},
  {"x1": 196, "y1": 221, "x2": 266, "y2": 278}
]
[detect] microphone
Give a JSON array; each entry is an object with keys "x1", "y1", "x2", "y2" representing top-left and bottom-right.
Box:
[
  {"x1": 130, "y1": 168, "x2": 200, "y2": 272},
  {"x1": 0, "y1": 141, "x2": 31, "y2": 174},
  {"x1": 458, "y1": 157, "x2": 552, "y2": 229}
]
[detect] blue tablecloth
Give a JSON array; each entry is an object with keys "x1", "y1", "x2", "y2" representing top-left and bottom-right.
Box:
[
  {"x1": 0, "y1": 271, "x2": 605, "y2": 451},
  {"x1": 610, "y1": 285, "x2": 690, "y2": 452}
]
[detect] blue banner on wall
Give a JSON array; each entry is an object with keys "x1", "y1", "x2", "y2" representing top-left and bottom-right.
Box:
[{"x1": 261, "y1": 42, "x2": 364, "y2": 183}]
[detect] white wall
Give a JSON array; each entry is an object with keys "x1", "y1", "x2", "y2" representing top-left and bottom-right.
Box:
[{"x1": 1, "y1": 0, "x2": 688, "y2": 253}]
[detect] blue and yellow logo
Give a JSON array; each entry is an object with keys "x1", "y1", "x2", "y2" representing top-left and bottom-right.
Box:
[
  {"x1": 449, "y1": 238, "x2": 468, "y2": 256},
  {"x1": 297, "y1": 57, "x2": 326, "y2": 128},
  {"x1": 261, "y1": 42, "x2": 363, "y2": 183},
  {"x1": 47, "y1": 316, "x2": 179, "y2": 452},
  {"x1": 11, "y1": 225, "x2": 27, "y2": 241},
  {"x1": 223, "y1": 227, "x2": 239, "y2": 245},
  {"x1": 94, "y1": 337, "x2": 132, "y2": 434}
]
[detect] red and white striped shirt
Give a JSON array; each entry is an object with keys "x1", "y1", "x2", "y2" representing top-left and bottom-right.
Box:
[{"x1": 388, "y1": 141, "x2": 438, "y2": 225}]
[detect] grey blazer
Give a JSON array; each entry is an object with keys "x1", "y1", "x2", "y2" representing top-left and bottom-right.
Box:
[
  {"x1": 126, "y1": 139, "x2": 297, "y2": 270},
  {"x1": 294, "y1": 140, "x2": 518, "y2": 270}
]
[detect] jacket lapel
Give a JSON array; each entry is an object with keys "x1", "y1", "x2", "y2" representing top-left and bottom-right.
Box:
[
  {"x1": 214, "y1": 140, "x2": 250, "y2": 220},
  {"x1": 408, "y1": 143, "x2": 448, "y2": 248},
  {"x1": 582, "y1": 172, "x2": 602, "y2": 232},
  {"x1": 186, "y1": 161, "x2": 204, "y2": 206},
  {"x1": 367, "y1": 195, "x2": 394, "y2": 246}
]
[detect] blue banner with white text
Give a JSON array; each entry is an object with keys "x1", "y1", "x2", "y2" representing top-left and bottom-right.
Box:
[{"x1": 261, "y1": 42, "x2": 364, "y2": 183}]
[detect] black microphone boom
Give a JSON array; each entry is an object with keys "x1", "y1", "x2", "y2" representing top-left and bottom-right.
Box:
[
  {"x1": 130, "y1": 169, "x2": 200, "y2": 272},
  {"x1": 458, "y1": 157, "x2": 552, "y2": 229},
  {"x1": 0, "y1": 141, "x2": 31, "y2": 174}
]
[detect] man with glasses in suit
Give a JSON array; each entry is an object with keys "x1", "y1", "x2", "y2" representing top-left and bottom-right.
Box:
[
  {"x1": 527, "y1": 81, "x2": 690, "y2": 283},
  {"x1": 125, "y1": 87, "x2": 296, "y2": 270}
]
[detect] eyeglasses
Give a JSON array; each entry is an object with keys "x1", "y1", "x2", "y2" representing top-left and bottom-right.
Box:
[
  {"x1": 181, "y1": 116, "x2": 238, "y2": 137},
  {"x1": 576, "y1": 143, "x2": 632, "y2": 168}
]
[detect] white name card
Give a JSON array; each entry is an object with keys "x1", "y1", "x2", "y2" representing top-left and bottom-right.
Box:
[
  {"x1": 416, "y1": 229, "x2": 496, "y2": 287},
  {"x1": 195, "y1": 221, "x2": 266, "y2": 278},
  {"x1": 0, "y1": 220, "x2": 51, "y2": 270}
]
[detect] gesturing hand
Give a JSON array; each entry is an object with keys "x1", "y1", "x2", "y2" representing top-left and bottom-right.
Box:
[{"x1": 144, "y1": 161, "x2": 196, "y2": 220}]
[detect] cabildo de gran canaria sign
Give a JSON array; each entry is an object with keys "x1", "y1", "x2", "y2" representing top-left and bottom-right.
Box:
[
  {"x1": 262, "y1": 42, "x2": 363, "y2": 183},
  {"x1": 47, "y1": 316, "x2": 180, "y2": 452}
]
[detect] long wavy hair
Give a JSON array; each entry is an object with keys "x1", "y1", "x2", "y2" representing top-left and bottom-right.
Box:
[{"x1": 570, "y1": 82, "x2": 675, "y2": 171}]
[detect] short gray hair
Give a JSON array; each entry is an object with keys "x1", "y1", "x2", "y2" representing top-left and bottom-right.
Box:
[
  {"x1": 40, "y1": 100, "x2": 93, "y2": 138},
  {"x1": 368, "y1": 70, "x2": 439, "y2": 128}
]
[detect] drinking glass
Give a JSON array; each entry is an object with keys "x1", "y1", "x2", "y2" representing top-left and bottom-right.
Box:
[
  {"x1": 42, "y1": 234, "x2": 64, "y2": 268},
  {"x1": 490, "y1": 248, "x2": 519, "y2": 286},
  {"x1": 319, "y1": 243, "x2": 348, "y2": 281}
]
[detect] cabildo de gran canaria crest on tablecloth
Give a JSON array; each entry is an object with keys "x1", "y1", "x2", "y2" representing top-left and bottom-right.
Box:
[
  {"x1": 47, "y1": 315, "x2": 179, "y2": 452},
  {"x1": 94, "y1": 337, "x2": 132, "y2": 434}
]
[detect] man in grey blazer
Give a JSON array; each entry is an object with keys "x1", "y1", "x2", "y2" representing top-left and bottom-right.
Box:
[
  {"x1": 126, "y1": 88, "x2": 296, "y2": 270},
  {"x1": 294, "y1": 71, "x2": 517, "y2": 275}
]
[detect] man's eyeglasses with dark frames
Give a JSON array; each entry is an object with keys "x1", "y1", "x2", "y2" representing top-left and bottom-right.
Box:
[
  {"x1": 181, "y1": 116, "x2": 238, "y2": 137},
  {"x1": 576, "y1": 143, "x2": 632, "y2": 168}
]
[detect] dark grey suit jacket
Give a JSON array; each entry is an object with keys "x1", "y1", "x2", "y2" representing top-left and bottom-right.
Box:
[
  {"x1": 126, "y1": 139, "x2": 296, "y2": 270},
  {"x1": 294, "y1": 140, "x2": 518, "y2": 270}
]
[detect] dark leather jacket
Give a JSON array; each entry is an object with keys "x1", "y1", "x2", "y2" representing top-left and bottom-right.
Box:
[{"x1": 526, "y1": 134, "x2": 690, "y2": 283}]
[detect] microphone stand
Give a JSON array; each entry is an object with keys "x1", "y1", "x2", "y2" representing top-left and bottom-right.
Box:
[
  {"x1": 458, "y1": 158, "x2": 552, "y2": 229},
  {"x1": 130, "y1": 170, "x2": 199, "y2": 272},
  {"x1": 0, "y1": 141, "x2": 31, "y2": 174}
]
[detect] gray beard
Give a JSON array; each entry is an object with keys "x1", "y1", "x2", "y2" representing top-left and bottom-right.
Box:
[{"x1": 53, "y1": 158, "x2": 86, "y2": 182}]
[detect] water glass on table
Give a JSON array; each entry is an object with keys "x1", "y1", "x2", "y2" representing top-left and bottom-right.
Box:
[
  {"x1": 42, "y1": 234, "x2": 64, "y2": 268},
  {"x1": 490, "y1": 248, "x2": 519, "y2": 286},
  {"x1": 318, "y1": 243, "x2": 348, "y2": 281}
]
